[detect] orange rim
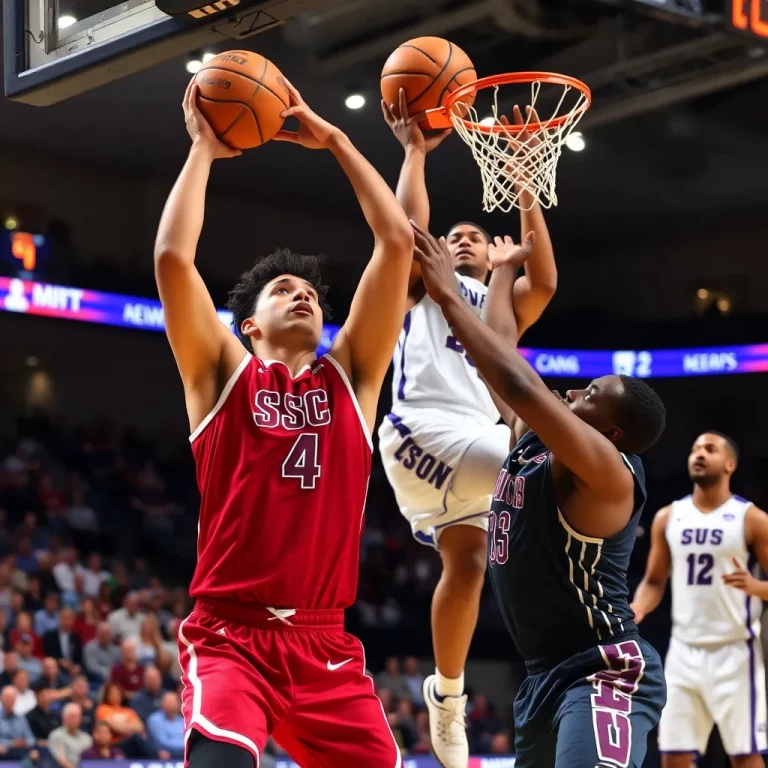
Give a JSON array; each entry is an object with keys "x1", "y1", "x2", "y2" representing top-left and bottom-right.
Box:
[{"x1": 424, "y1": 71, "x2": 592, "y2": 134}]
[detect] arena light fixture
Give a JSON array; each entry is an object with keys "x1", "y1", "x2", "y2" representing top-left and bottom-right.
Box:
[
  {"x1": 57, "y1": 14, "x2": 77, "y2": 28},
  {"x1": 186, "y1": 59, "x2": 203, "y2": 74},
  {"x1": 202, "y1": 52, "x2": 216, "y2": 63},
  {"x1": 4, "y1": 216, "x2": 18, "y2": 230},
  {"x1": 344, "y1": 93, "x2": 366, "y2": 110},
  {"x1": 26, "y1": 356, "x2": 39, "y2": 367},
  {"x1": 565, "y1": 131, "x2": 586, "y2": 152},
  {"x1": 697, "y1": 288, "x2": 709, "y2": 299}
]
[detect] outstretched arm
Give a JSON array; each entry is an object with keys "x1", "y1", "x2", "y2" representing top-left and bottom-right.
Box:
[
  {"x1": 722, "y1": 506, "x2": 768, "y2": 599},
  {"x1": 382, "y1": 89, "x2": 451, "y2": 283},
  {"x1": 411, "y1": 222, "x2": 632, "y2": 501},
  {"x1": 275, "y1": 83, "x2": 413, "y2": 432},
  {"x1": 630, "y1": 506, "x2": 672, "y2": 623},
  {"x1": 508, "y1": 108, "x2": 557, "y2": 337},
  {"x1": 155, "y1": 81, "x2": 248, "y2": 432}
]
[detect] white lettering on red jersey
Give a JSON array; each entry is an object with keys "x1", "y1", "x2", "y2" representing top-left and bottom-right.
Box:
[{"x1": 189, "y1": 353, "x2": 372, "y2": 609}]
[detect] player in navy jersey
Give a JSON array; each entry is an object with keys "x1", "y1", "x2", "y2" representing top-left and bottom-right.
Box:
[
  {"x1": 154, "y1": 79, "x2": 413, "y2": 768},
  {"x1": 410, "y1": 222, "x2": 668, "y2": 767}
]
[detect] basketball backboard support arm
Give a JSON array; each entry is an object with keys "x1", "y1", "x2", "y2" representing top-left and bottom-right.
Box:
[{"x1": 4, "y1": 0, "x2": 326, "y2": 105}]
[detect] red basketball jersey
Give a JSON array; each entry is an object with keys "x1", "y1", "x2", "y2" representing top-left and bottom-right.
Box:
[{"x1": 188, "y1": 353, "x2": 372, "y2": 610}]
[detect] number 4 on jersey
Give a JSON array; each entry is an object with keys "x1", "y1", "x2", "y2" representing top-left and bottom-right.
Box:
[{"x1": 282, "y1": 433, "x2": 321, "y2": 489}]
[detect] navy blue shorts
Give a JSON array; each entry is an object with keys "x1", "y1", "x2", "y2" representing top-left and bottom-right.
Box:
[{"x1": 514, "y1": 637, "x2": 666, "y2": 768}]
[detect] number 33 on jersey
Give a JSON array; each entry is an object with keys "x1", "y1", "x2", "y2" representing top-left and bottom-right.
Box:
[{"x1": 188, "y1": 353, "x2": 373, "y2": 610}]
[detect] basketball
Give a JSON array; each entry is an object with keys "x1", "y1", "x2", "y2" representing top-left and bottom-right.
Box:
[
  {"x1": 380, "y1": 37, "x2": 476, "y2": 128},
  {"x1": 194, "y1": 50, "x2": 290, "y2": 150}
]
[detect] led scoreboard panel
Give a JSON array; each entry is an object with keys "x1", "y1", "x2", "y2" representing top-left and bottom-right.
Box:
[{"x1": 730, "y1": 0, "x2": 768, "y2": 37}]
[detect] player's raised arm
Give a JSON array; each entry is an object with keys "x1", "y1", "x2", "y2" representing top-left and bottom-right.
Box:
[
  {"x1": 505, "y1": 107, "x2": 557, "y2": 337},
  {"x1": 411, "y1": 221, "x2": 633, "y2": 505},
  {"x1": 630, "y1": 506, "x2": 672, "y2": 623},
  {"x1": 154, "y1": 81, "x2": 246, "y2": 429},
  {"x1": 722, "y1": 506, "x2": 768, "y2": 599},
  {"x1": 275, "y1": 82, "x2": 413, "y2": 431}
]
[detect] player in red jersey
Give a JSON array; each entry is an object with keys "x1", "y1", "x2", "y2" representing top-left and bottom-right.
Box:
[{"x1": 155, "y1": 79, "x2": 414, "y2": 768}]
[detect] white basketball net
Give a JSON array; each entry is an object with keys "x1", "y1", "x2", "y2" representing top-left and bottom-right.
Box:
[{"x1": 449, "y1": 79, "x2": 589, "y2": 212}]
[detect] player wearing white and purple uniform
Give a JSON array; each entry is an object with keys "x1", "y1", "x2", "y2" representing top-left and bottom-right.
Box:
[
  {"x1": 377, "y1": 96, "x2": 557, "y2": 766},
  {"x1": 633, "y1": 432, "x2": 768, "y2": 768}
]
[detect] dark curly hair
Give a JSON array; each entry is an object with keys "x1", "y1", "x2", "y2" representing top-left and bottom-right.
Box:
[
  {"x1": 615, "y1": 375, "x2": 667, "y2": 455},
  {"x1": 226, "y1": 248, "x2": 331, "y2": 353}
]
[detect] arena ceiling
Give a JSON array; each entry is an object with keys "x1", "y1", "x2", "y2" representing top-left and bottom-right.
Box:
[{"x1": 1, "y1": 0, "x2": 767, "y2": 237}]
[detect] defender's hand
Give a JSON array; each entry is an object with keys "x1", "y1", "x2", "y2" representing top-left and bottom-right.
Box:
[
  {"x1": 382, "y1": 88, "x2": 451, "y2": 154},
  {"x1": 488, "y1": 233, "x2": 535, "y2": 271},
  {"x1": 183, "y1": 80, "x2": 241, "y2": 160},
  {"x1": 275, "y1": 80, "x2": 341, "y2": 150},
  {"x1": 630, "y1": 603, "x2": 647, "y2": 625},
  {"x1": 411, "y1": 221, "x2": 457, "y2": 304}
]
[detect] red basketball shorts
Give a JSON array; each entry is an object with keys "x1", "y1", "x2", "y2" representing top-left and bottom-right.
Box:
[{"x1": 178, "y1": 599, "x2": 402, "y2": 768}]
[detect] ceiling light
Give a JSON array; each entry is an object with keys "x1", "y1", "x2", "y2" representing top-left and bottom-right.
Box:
[
  {"x1": 202, "y1": 52, "x2": 215, "y2": 64},
  {"x1": 57, "y1": 14, "x2": 77, "y2": 28},
  {"x1": 186, "y1": 60, "x2": 202, "y2": 74},
  {"x1": 565, "y1": 131, "x2": 586, "y2": 152},
  {"x1": 479, "y1": 116, "x2": 495, "y2": 127},
  {"x1": 716, "y1": 297, "x2": 731, "y2": 314},
  {"x1": 345, "y1": 93, "x2": 365, "y2": 110},
  {"x1": 4, "y1": 216, "x2": 18, "y2": 230},
  {"x1": 696, "y1": 288, "x2": 709, "y2": 300},
  {"x1": 26, "y1": 356, "x2": 39, "y2": 367}
]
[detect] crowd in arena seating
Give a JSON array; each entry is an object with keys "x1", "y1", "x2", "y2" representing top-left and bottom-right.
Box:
[{"x1": 0, "y1": 413, "x2": 515, "y2": 764}]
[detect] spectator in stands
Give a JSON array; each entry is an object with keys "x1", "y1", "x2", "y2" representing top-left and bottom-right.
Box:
[
  {"x1": 95, "y1": 583, "x2": 113, "y2": 621},
  {"x1": 15, "y1": 636, "x2": 42, "y2": 682},
  {"x1": 95, "y1": 682, "x2": 145, "y2": 754},
  {"x1": 8, "y1": 590, "x2": 25, "y2": 624},
  {"x1": 377, "y1": 687, "x2": 393, "y2": 715},
  {"x1": 107, "y1": 593, "x2": 145, "y2": 641},
  {"x1": 154, "y1": 649, "x2": 178, "y2": 691},
  {"x1": 393, "y1": 698, "x2": 418, "y2": 751},
  {"x1": 43, "y1": 607, "x2": 83, "y2": 677},
  {"x1": 410, "y1": 711, "x2": 432, "y2": 755},
  {"x1": 48, "y1": 702, "x2": 92, "y2": 768},
  {"x1": 35, "y1": 555, "x2": 59, "y2": 598},
  {"x1": 23, "y1": 577, "x2": 42, "y2": 614},
  {"x1": 109, "y1": 638, "x2": 143, "y2": 698},
  {"x1": 33, "y1": 593, "x2": 59, "y2": 637},
  {"x1": 83, "y1": 623, "x2": 120, "y2": 683},
  {"x1": 7, "y1": 612, "x2": 42, "y2": 658},
  {"x1": 135, "y1": 614, "x2": 162, "y2": 666},
  {"x1": 52, "y1": 548, "x2": 79, "y2": 594},
  {"x1": 81, "y1": 721, "x2": 125, "y2": 761},
  {"x1": 0, "y1": 562, "x2": 13, "y2": 615},
  {"x1": 130, "y1": 666, "x2": 163, "y2": 722},
  {"x1": 375, "y1": 657, "x2": 411, "y2": 701},
  {"x1": 80, "y1": 554, "x2": 109, "y2": 599},
  {"x1": 403, "y1": 656, "x2": 425, "y2": 707},
  {"x1": 14, "y1": 538, "x2": 37, "y2": 575},
  {"x1": 0, "y1": 654, "x2": 17, "y2": 689},
  {"x1": 146, "y1": 691, "x2": 184, "y2": 760},
  {"x1": 63, "y1": 676, "x2": 95, "y2": 735},
  {"x1": 490, "y1": 731, "x2": 511, "y2": 754},
  {"x1": 72, "y1": 598, "x2": 98, "y2": 646},
  {"x1": 11, "y1": 669, "x2": 35, "y2": 716},
  {"x1": 0, "y1": 685, "x2": 36, "y2": 759},
  {"x1": 26, "y1": 682, "x2": 61, "y2": 745},
  {"x1": 468, "y1": 692, "x2": 502, "y2": 752},
  {"x1": 40, "y1": 657, "x2": 71, "y2": 704}
]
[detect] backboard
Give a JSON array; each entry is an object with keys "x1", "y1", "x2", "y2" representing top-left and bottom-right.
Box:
[{"x1": 4, "y1": 0, "x2": 326, "y2": 105}]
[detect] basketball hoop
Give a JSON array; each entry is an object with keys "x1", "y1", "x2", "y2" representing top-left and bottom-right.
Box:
[{"x1": 425, "y1": 72, "x2": 592, "y2": 212}]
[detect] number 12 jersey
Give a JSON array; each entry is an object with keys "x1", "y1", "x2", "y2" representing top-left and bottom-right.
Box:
[
  {"x1": 189, "y1": 353, "x2": 372, "y2": 611},
  {"x1": 667, "y1": 494, "x2": 760, "y2": 646}
]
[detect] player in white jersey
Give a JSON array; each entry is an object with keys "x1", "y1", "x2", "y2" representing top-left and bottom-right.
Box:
[
  {"x1": 378, "y1": 92, "x2": 556, "y2": 768},
  {"x1": 632, "y1": 431, "x2": 768, "y2": 767}
]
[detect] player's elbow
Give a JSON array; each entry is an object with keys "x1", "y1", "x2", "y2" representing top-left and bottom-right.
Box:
[{"x1": 380, "y1": 221, "x2": 415, "y2": 258}]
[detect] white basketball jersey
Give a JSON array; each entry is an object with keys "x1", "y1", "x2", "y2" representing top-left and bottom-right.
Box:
[
  {"x1": 667, "y1": 494, "x2": 761, "y2": 646},
  {"x1": 390, "y1": 274, "x2": 499, "y2": 424}
]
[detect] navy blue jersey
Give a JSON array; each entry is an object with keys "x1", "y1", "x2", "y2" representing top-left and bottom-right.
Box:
[{"x1": 488, "y1": 430, "x2": 647, "y2": 668}]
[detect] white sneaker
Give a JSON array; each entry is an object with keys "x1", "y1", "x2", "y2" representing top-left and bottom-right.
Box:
[{"x1": 422, "y1": 674, "x2": 469, "y2": 768}]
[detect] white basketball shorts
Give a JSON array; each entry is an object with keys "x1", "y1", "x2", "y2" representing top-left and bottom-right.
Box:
[
  {"x1": 378, "y1": 408, "x2": 510, "y2": 548},
  {"x1": 658, "y1": 635, "x2": 768, "y2": 756}
]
